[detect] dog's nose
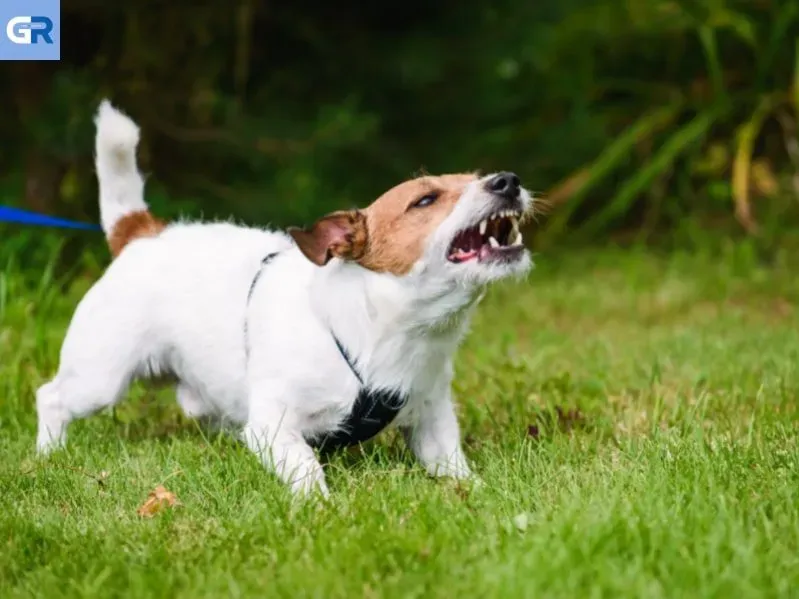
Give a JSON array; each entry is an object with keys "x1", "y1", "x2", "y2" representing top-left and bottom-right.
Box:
[{"x1": 485, "y1": 171, "x2": 521, "y2": 199}]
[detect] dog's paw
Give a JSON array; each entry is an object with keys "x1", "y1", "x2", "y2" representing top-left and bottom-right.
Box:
[
  {"x1": 35, "y1": 427, "x2": 66, "y2": 456},
  {"x1": 289, "y1": 469, "x2": 330, "y2": 500},
  {"x1": 425, "y1": 456, "x2": 473, "y2": 480}
]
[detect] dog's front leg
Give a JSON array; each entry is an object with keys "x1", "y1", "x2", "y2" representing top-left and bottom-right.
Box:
[
  {"x1": 243, "y1": 399, "x2": 328, "y2": 498},
  {"x1": 401, "y1": 366, "x2": 472, "y2": 480}
]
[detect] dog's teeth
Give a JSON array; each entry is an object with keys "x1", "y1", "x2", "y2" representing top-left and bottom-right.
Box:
[
  {"x1": 479, "y1": 220, "x2": 487, "y2": 235},
  {"x1": 488, "y1": 236, "x2": 500, "y2": 248},
  {"x1": 510, "y1": 216, "x2": 518, "y2": 228},
  {"x1": 513, "y1": 232, "x2": 523, "y2": 246}
]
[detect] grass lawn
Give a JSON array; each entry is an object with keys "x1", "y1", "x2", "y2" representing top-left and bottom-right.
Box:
[{"x1": 1, "y1": 240, "x2": 798, "y2": 598}]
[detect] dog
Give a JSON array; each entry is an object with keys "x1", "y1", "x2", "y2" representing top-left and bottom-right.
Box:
[{"x1": 35, "y1": 101, "x2": 534, "y2": 496}]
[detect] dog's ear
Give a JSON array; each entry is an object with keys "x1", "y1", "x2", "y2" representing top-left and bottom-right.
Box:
[{"x1": 288, "y1": 210, "x2": 368, "y2": 266}]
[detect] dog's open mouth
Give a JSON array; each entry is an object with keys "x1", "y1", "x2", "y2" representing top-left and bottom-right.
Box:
[{"x1": 447, "y1": 210, "x2": 524, "y2": 263}]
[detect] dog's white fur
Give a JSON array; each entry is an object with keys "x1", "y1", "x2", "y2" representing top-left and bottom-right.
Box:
[{"x1": 35, "y1": 101, "x2": 533, "y2": 496}]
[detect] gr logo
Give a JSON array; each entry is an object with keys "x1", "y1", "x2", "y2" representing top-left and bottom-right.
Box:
[
  {"x1": 6, "y1": 16, "x2": 54, "y2": 44},
  {"x1": 0, "y1": 0, "x2": 59, "y2": 60}
]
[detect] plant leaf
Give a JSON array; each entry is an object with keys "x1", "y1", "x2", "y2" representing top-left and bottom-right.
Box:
[
  {"x1": 712, "y1": 9, "x2": 757, "y2": 48},
  {"x1": 541, "y1": 103, "x2": 682, "y2": 239},
  {"x1": 732, "y1": 96, "x2": 780, "y2": 234},
  {"x1": 756, "y1": 3, "x2": 798, "y2": 88},
  {"x1": 581, "y1": 107, "x2": 724, "y2": 236}
]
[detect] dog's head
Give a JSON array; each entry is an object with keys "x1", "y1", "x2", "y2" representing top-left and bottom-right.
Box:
[{"x1": 288, "y1": 172, "x2": 533, "y2": 286}]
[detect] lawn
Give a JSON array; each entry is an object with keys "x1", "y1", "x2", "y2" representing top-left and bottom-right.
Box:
[{"x1": 1, "y1": 239, "x2": 798, "y2": 598}]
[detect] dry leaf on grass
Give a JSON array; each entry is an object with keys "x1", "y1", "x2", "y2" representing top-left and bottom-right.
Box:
[{"x1": 137, "y1": 485, "x2": 180, "y2": 518}]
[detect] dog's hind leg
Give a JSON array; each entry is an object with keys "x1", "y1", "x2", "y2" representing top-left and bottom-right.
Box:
[
  {"x1": 36, "y1": 294, "x2": 144, "y2": 453},
  {"x1": 35, "y1": 380, "x2": 67, "y2": 452},
  {"x1": 36, "y1": 363, "x2": 133, "y2": 453}
]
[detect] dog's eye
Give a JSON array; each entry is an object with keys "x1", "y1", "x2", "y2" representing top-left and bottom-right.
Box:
[{"x1": 411, "y1": 193, "x2": 439, "y2": 209}]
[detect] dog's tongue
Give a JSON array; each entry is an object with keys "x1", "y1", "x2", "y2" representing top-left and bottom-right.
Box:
[{"x1": 450, "y1": 248, "x2": 479, "y2": 262}]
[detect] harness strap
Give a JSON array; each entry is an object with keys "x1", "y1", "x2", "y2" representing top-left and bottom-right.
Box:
[
  {"x1": 244, "y1": 252, "x2": 279, "y2": 361},
  {"x1": 332, "y1": 333, "x2": 364, "y2": 385},
  {"x1": 244, "y1": 251, "x2": 406, "y2": 452},
  {"x1": 314, "y1": 334, "x2": 406, "y2": 452}
]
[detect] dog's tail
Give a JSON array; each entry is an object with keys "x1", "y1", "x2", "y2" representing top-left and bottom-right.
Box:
[{"x1": 94, "y1": 99, "x2": 165, "y2": 257}]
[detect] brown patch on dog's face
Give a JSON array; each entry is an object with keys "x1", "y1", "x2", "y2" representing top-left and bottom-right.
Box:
[
  {"x1": 359, "y1": 174, "x2": 476, "y2": 274},
  {"x1": 108, "y1": 210, "x2": 166, "y2": 257},
  {"x1": 290, "y1": 174, "x2": 476, "y2": 274}
]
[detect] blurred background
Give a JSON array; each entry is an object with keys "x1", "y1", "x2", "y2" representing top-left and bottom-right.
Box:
[{"x1": 2, "y1": 0, "x2": 799, "y2": 269}]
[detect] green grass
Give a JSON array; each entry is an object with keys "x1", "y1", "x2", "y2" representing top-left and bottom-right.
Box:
[{"x1": 2, "y1": 241, "x2": 798, "y2": 598}]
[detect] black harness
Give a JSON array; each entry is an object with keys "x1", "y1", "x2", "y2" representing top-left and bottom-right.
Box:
[{"x1": 245, "y1": 252, "x2": 407, "y2": 452}]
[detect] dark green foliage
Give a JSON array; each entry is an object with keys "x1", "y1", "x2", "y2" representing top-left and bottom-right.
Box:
[{"x1": 3, "y1": 0, "x2": 799, "y2": 241}]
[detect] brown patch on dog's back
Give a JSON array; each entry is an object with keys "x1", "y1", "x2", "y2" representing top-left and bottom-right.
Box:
[{"x1": 108, "y1": 211, "x2": 166, "y2": 257}]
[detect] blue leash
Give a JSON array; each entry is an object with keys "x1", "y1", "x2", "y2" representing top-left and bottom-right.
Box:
[{"x1": 0, "y1": 206, "x2": 101, "y2": 231}]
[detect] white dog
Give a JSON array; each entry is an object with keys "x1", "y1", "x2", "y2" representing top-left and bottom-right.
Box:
[{"x1": 35, "y1": 101, "x2": 534, "y2": 496}]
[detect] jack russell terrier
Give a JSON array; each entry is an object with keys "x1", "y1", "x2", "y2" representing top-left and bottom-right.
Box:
[{"x1": 35, "y1": 101, "x2": 535, "y2": 496}]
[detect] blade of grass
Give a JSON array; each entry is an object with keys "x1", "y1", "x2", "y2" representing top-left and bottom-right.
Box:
[
  {"x1": 0, "y1": 270, "x2": 7, "y2": 322},
  {"x1": 755, "y1": 2, "x2": 797, "y2": 88},
  {"x1": 794, "y1": 39, "x2": 799, "y2": 117},
  {"x1": 699, "y1": 25, "x2": 725, "y2": 99},
  {"x1": 34, "y1": 238, "x2": 65, "y2": 300}
]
